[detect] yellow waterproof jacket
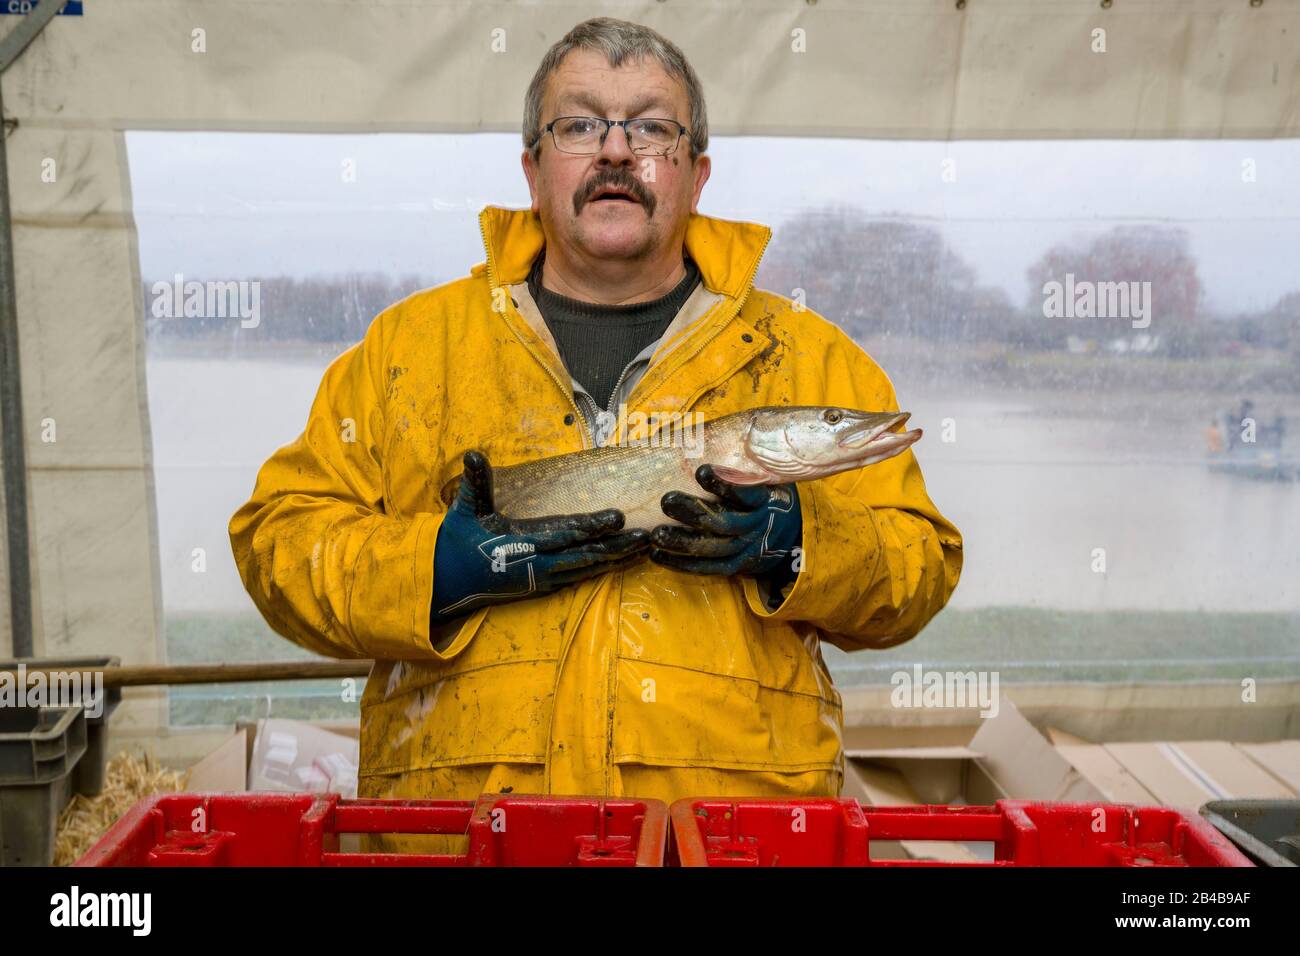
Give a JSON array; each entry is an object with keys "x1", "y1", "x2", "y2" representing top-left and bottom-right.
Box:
[{"x1": 229, "y1": 205, "x2": 963, "y2": 817}]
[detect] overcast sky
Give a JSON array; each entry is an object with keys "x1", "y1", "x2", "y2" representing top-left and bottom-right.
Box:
[{"x1": 127, "y1": 132, "x2": 1300, "y2": 314}]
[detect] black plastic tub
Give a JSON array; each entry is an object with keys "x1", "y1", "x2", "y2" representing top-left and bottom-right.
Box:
[
  {"x1": 1201, "y1": 799, "x2": 1300, "y2": 867},
  {"x1": 0, "y1": 655, "x2": 121, "y2": 796},
  {"x1": 0, "y1": 705, "x2": 88, "y2": 866}
]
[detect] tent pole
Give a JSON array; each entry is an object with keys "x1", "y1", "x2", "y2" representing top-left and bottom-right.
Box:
[{"x1": 0, "y1": 0, "x2": 70, "y2": 657}]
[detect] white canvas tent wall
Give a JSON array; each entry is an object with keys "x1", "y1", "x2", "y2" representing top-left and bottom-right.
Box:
[{"x1": 2, "y1": 0, "x2": 1298, "y2": 761}]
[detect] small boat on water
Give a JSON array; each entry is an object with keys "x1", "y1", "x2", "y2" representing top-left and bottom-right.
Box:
[
  {"x1": 1206, "y1": 445, "x2": 1299, "y2": 482},
  {"x1": 1204, "y1": 408, "x2": 1296, "y2": 481}
]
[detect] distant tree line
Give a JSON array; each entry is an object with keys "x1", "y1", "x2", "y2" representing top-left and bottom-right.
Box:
[
  {"x1": 756, "y1": 205, "x2": 1299, "y2": 363},
  {"x1": 144, "y1": 206, "x2": 1299, "y2": 370}
]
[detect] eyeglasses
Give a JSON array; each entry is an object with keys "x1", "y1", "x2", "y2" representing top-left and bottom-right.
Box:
[{"x1": 540, "y1": 116, "x2": 689, "y2": 157}]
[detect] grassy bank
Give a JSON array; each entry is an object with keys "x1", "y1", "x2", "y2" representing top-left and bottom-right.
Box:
[
  {"x1": 824, "y1": 606, "x2": 1300, "y2": 685},
  {"x1": 857, "y1": 335, "x2": 1299, "y2": 397},
  {"x1": 166, "y1": 612, "x2": 363, "y2": 726}
]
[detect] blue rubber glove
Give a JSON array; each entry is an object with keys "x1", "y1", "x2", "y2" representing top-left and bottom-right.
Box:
[
  {"x1": 431, "y1": 451, "x2": 651, "y2": 626},
  {"x1": 649, "y1": 464, "x2": 803, "y2": 602}
]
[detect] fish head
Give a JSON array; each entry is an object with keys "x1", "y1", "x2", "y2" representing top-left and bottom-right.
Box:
[{"x1": 712, "y1": 406, "x2": 921, "y2": 484}]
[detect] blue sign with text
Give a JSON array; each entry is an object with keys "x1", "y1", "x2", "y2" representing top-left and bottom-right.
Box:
[{"x1": 1, "y1": 1, "x2": 84, "y2": 15}]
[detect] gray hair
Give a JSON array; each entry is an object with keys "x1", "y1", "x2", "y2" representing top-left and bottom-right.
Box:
[{"x1": 523, "y1": 17, "x2": 709, "y2": 161}]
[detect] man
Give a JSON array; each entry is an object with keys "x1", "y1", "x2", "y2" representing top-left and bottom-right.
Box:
[{"x1": 229, "y1": 18, "x2": 962, "y2": 848}]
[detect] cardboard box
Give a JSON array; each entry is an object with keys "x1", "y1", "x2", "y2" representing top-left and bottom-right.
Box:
[
  {"x1": 1045, "y1": 727, "x2": 1158, "y2": 804},
  {"x1": 184, "y1": 719, "x2": 360, "y2": 798},
  {"x1": 1100, "y1": 742, "x2": 1295, "y2": 809},
  {"x1": 846, "y1": 699, "x2": 1103, "y2": 801},
  {"x1": 843, "y1": 696, "x2": 1299, "y2": 862},
  {"x1": 1237, "y1": 740, "x2": 1300, "y2": 794},
  {"x1": 247, "y1": 718, "x2": 358, "y2": 797},
  {"x1": 182, "y1": 720, "x2": 361, "y2": 852},
  {"x1": 184, "y1": 728, "x2": 249, "y2": 792},
  {"x1": 844, "y1": 699, "x2": 1105, "y2": 861}
]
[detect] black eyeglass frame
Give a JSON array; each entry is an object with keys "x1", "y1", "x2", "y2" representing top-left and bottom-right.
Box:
[{"x1": 539, "y1": 116, "x2": 691, "y2": 157}]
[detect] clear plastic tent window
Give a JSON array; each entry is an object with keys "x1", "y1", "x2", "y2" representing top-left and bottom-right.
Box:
[{"x1": 125, "y1": 132, "x2": 1300, "y2": 723}]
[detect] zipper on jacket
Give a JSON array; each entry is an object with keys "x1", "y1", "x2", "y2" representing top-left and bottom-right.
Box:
[
  {"x1": 577, "y1": 391, "x2": 601, "y2": 445},
  {"x1": 601, "y1": 232, "x2": 775, "y2": 782},
  {"x1": 606, "y1": 359, "x2": 637, "y2": 418},
  {"x1": 596, "y1": 356, "x2": 643, "y2": 446},
  {"x1": 554, "y1": 323, "x2": 644, "y2": 447}
]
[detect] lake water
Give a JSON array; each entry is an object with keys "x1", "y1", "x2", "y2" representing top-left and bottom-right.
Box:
[{"x1": 145, "y1": 356, "x2": 1300, "y2": 617}]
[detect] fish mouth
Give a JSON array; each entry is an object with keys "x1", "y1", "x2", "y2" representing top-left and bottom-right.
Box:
[
  {"x1": 845, "y1": 426, "x2": 923, "y2": 464},
  {"x1": 837, "y1": 412, "x2": 912, "y2": 450}
]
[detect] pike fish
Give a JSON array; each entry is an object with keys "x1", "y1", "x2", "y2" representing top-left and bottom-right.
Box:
[{"x1": 473, "y1": 406, "x2": 921, "y2": 531}]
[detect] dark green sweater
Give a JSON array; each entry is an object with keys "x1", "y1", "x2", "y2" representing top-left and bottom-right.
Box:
[{"x1": 527, "y1": 251, "x2": 701, "y2": 411}]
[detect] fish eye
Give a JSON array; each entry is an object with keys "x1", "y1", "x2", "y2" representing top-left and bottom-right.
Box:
[{"x1": 822, "y1": 409, "x2": 842, "y2": 424}]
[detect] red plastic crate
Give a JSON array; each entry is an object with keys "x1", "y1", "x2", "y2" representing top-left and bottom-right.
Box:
[
  {"x1": 670, "y1": 798, "x2": 1254, "y2": 867},
  {"x1": 75, "y1": 792, "x2": 668, "y2": 867}
]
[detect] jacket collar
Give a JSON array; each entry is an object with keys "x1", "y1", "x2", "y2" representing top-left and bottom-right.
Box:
[{"x1": 477, "y1": 204, "x2": 772, "y2": 301}]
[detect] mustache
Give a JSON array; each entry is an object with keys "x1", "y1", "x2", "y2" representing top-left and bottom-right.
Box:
[{"x1": 573, "y1": 171, "x2": 656, "y2": 217}]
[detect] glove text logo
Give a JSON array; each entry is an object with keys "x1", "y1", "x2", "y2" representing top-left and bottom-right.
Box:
[{"x1": 481, "y1": 537, "x2": 537, "y2": 571}]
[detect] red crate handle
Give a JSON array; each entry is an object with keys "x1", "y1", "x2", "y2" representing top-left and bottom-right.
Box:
[
  {"x1": 465, "y1": 794, "x2": 669, "y2": 868},
  {"x1": 670, "y1": 797, "x2": 869, "y2": 867}
]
